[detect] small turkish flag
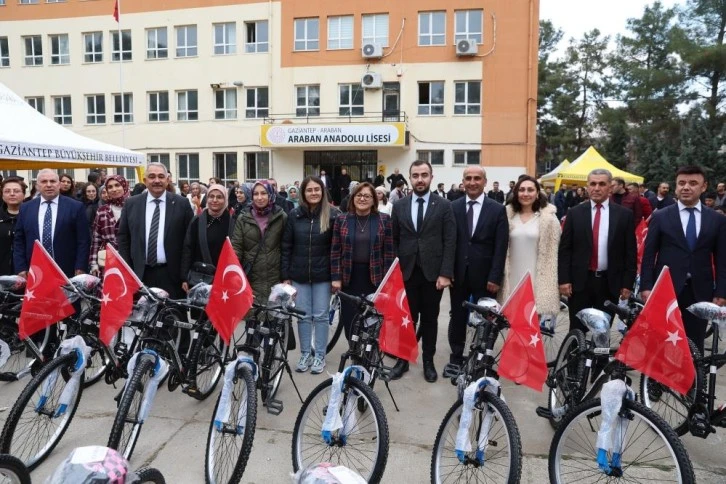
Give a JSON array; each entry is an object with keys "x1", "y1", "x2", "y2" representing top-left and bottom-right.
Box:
[
  {"x1": 615, "y1": 266, "x2": 695, "y2": 395},
  {"x1": 635, "y1": 218, "x2": 649, "y2": 275},
  {"x1": 113, "y1": 0, "x2": 119, "y2": 22},
  {"x1": 498, "y1": 272, "x2": 547, "y2": 391},
  {"x1": 206, "y1": 238, "x2": 253, "y2": 344},
  {"x1": 99, "y1": 245, "x2": 142, "y2": 346},
  {"x1": 18, "y1": 241, "x2": 75, "y2": 339},
  {"x1": 373, "y1": 258, "x2": 418, "y2": 363}
]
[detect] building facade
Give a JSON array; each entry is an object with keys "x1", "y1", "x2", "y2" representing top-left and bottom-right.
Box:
[{"x1": 0, "y1": 0, "x2": 539, "y2": 190}]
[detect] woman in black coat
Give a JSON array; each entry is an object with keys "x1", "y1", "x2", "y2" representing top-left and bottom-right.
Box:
[
  {"x1": 80, "y1": 183, "x2": 100, "y2": 232},
  {"x1": 0, "y1": 178, "x2": 27, "y2": 275}
]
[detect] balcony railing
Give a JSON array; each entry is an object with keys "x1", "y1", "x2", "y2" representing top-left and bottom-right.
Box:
[{"x1": 263, "y1": 111, "x2": 407, "y2": 124}]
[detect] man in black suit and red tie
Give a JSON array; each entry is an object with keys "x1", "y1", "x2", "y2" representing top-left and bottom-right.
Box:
[
  {"x1": 640, "y1": 166, "x2": 726, "y2": 353},
  {"x1": 558, "y1": 169, "x2": 637, "y2": 331}
]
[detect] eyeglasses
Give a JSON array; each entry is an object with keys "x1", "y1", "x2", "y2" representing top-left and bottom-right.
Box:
[{"x1": 355, "y1": 194, "x2": 373, "y2": 200}]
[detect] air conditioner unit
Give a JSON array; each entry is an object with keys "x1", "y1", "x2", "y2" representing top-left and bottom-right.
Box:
[
  {"x1": 456, "y1": 39, "x2": 479, "y2": 56},
  {"x1": 361, "y1": 43, "x2": 383, "y2": 59},
  {"x1": 361, "y1": 72, "x2": 382, "y2": 89}
]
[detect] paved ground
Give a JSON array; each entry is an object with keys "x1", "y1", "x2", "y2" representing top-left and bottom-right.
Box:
[{"x1": 1, "y1": 290, "x2": 725, "y2": 483}]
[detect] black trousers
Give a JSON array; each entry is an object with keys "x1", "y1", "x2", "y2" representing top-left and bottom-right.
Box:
[
  {"x1": 405, "y1": 265, "x2": 443, "y2": 362},
  {"x1": 341, "y1": 263, "x2": 377, "y2": 341},
  {"x1": 678, "y1": 280, "x2": 708, "y2": 354},
  {"x1": 448, "y1": 270, "x2": 494, "y2": 363},
  {"x1": 143, "y1": 264, "x2": 184, "y2": 299},
  {"x1": 568, "y1": 272, "x2": 616, "y2": 332}
]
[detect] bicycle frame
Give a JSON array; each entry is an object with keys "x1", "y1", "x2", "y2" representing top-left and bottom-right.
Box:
[{"x1": 694, "y1": 322, "x2": 726, "y2": 429}]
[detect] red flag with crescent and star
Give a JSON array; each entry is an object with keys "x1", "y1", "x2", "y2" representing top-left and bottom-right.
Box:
[
  {"x1": 18, "y1": 241, "x2": 75, "y2": 339},
  {"x1": 372, "y1": 258, "x2": 418, "y2": 363},
  {"x1": 615, "y1": 266, "x2": 695, "y2": 395},
  {"x1": 635, "y1": 217, "x2": 649, "y2": 275},
  {"x1": 498, "y1": 272, "x2": 547, "y2": 391},
  {"x1": 206, "y1": 238, "x2": 253, "y2": 344},
  {"x1": 99, "y1": 245, "x2": 142, "y2": 346}
]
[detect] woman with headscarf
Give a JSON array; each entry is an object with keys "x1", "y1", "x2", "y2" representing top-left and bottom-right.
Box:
[
  {"x1": 231, "y1": 181, "x2": 287, "y2": 302},
  {"x1": 287, "y1": 185, "x2": 300, "y2": 209},
  {"x1": 181, "y1": 184, "x2": 232, "y2": 293},
  {"x1": 89, "y1": 175, "x2": 129, "y2": 276},
  {"x1": 231, "y1": 183, "x2": 252, "y2": 224},
  {"x1": 80, "y1": 183, "x2": 100, "y2": 231},
  {"x1": 59, "y1": 173, "x2": 75, "y2": 198}
]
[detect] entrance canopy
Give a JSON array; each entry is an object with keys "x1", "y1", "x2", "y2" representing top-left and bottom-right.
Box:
[
  {"x1": 0, "y1": 82, "x2": 144, "y2": 170},
  {"x1": 539, "y1": 159, "x2": 570, "y2": 186},
  {"x1": 553, "y1": 147, "x2": 643, "y2": 191}
]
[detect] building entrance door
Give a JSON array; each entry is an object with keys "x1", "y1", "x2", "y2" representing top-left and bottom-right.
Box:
[{"x1": 304, "y1": 150, "x2": 378, "y2": 202}]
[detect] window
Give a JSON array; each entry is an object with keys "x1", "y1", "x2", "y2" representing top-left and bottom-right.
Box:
[
  {"x1": 454, "y1": 81, "x2": 481, "y2": 115},
  {"x1": 417, "y1": 150, "x2": 444, "y2": 166},
  {"x1": 176, "y1": 90, "x2": 198, "y2": 121},
  {"x1": 146, "y1": 27, "x2": 168, "y2": 59},
  {"x1": 53, "y1": 96, "x2": 72, "y2": 125},
  {"x1": 46, "y1": 0, "x2": 65, "y2": 2},
  {"x1": 362, "y1": 14, "x2": 389, "y2": 47},
  {"x1": 296, "y1": 85, "x2": 320, "y2": 117},
  {"x1": 85, "y1": 94, "x2": 106, "y2": 124},
  {"x1": 419, "y1": 11, "x2": 446, "y2": 46},
  {"x1": 454, "y1": 150, "x2": 481, "y2": 165},
  {"x1": 113, "y1": 93, "x2": 133, "y2": 123},
  {"x1": 23, "y1": 36, "x2": 42, "y2": 66},
  {"x1": 177, "y1": 153, "x2": 200, "y2": 184},
  {"x1": 175, "y1": 25, "x2": 197, "y2": 57},
  {"x1": 213, "y1": 23, "x2": 236, "y2": 55},
  {"x1": 339, "y1": 84, "x2": 364, "y2": 116},
  {"x1": 455, "y1": 10, "x2": 483, "y2": 44},
  {"x1": 214, "y1": 88, "x2": 237, "y2": 119},
  {"x1": 116, "y1": 167, "x2": 137, "y2": 185},
  {"x1": 83, "y1": 32, "x2": 103, "y2": 63},
  {"x1": 0, "y1": 37, "x2": 9, "y2": 67},
  {"x1": 19, "y1": 0, "x2": 38, "y2": 3},
  {"x1": 26, "y1": 97, "x2": 44, "y2": 114},
  {"x1": 294, "y1": 18, "x2": 319, "y2": 51},
  {"x1": 418, "y1": 81, "x2": 444, "y2": 115},
  {"x1": 245, "y1": 87, "x2": 268, "y2": 118},
  {"x1": 328, "y1": 15, "x2": 353, "y2": 50},
  {"x1": 214, "y1": 153, "x2": 238, "y2": 185},
  {"x1": 0, "y1": 0, "x2": 5, "y2": 5},
  {"x1": 147, "y1": 153, "x2": 170, "y2": 170},
  {"x1": 147, "y1": 91, "x2": 169, "y2": 122},
  {"x1": 245, "y1": 21, "x2": 268, "y2": 53},
  {"x1": 245, "y1": 152, "x2": 270, "y2": 181},
  {"x1": 0, "y1": 171, "x2": 18, "y2": 179},
  {"x1": 49, "y1": 34, "x2": 70, "y2": 65},
  {"x1": 112, "y1": 30, "x2": 132, "y2": 61}
]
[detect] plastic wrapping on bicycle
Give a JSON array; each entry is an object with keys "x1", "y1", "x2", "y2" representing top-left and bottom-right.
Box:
[
  {"x1": 462, "y1": 301, "x2": 508, "y2": 328},
  {"x1": 251, "y1": 301, "x2": 306, "y2": 318},
  {"x1": 603, "y1": 299, "x2": 642, "y2": 327},
  {"x1": 336, "y1": 291, "x2": 373, "y2": 309}
]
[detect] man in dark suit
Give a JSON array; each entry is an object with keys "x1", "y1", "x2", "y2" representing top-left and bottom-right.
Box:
[
  {"x1": 651, "y1": 182, "x2": 676, "y2": 211},
  {"x1": 386, "y1": 168, "x2": 408, "y2": 192},
  {"x1": 487, "y1": 181, "x2": 505, "y2": 204},
  {"x1": 335, "y1": 168, "x2": 352, "y2": 206},
  {"x1": 449, "y1": 166, "x2": 509, "y2": 365},
  {"x1": 559, "y1": 169, "x2": 637, "y2": 331},
  {"x1": 268, "y1": 178, "x2": 294, "y2": 214},
  {"x1": 118, "y1": 163, "x2": 194, "y2": 299},
  {"x1": 391, "y1": 160, "x2": 456, "y2": 382},
  {"x1": 640, "y1": 166, "x2": 726, "y2": 353},
  {"x1": 14, "y1": 169, "x2": 90, "y2": 278}
]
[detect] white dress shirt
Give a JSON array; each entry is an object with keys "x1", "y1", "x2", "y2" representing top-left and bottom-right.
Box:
[
  {"x1": 37, "y1": 195, "x2": 59, "y2": 242},
  {"x1": 411, "y1": 191, "x2": 431, "y2": 231},
  {"x1": 145, "y1": 193, "x2": 167, "y2": 264},
  {"x1": 677, "y1": 200, "x2": 702, "y2": 238},
  {"x1": 465, "y1": 193, "x2": 486, "y2": 236},
  {"x1": 591, "y1": 199, "x2": 610, "y2": 271}
]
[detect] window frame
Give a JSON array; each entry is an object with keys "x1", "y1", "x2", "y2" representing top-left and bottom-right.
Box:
[
  {"x1": 177, "y1": 153, "x2": 200, "y2": 184},
  {"x1": 49, "y1": 34, "x2": 70, "y2": 65},
  {"x1": 0, "y1": 37, "x2": 9, "y2": 67},
  {"x1": 83, "y1": 31, "x2": 103, "y2": 63},
  {"x1": 26, "y1": 96, "x2": 44, "y2": 114},
  {"x1": 362, "y1": 13, "x2": 389, "y2": 48},
  {"x1": 213, "y1": 22, "x2": 236, "y2": 55},
  {"x1": 148, "y1": 91, "x2": 170, "y2": 122},
  {"x1": 327, "y1": 15, "x2": 353, "y2": 50},
  {"x1": 294, "y1": 18, "x2": 319, "y2": 51},
  {"x1": 417, "y1": 150, "x2": 445, "y2": 166},
  {"x1": 52, "y1": 95, "x2": 72, "y2": 125},
  {"x1": 453, "y1": 150, "x2": 482, "y2": 166},
  {"x1": 338, "y1": 83, "x2": 364, "y2": 116},
  {"x1": 296, "y1": 85, "x2": 320, "y2": 117},
  {"x1": 116, "y1": 167, "x2": 137, "y2": 186},
  {"x1": 454, "y1": 81, "x2": 481, "y2": 115},
  {"x1": 214, "y1": 88, "x2": 238, "y2": 120},
  {"x1": 245, "y1": 152, "x2": 270, "y2": 181},
  {"x1": 146, "y1": 27, "x2": 168, "y2": 59},
  {"x1": 111, "y1": 30, "x2": 132, "y2": 62},
  {"x1": 245, "y1": 20, "x2": 269, "y2": 53},
  {"x1": 418, "y1": 81, "x2": 445, "y2": 116},
  {"x1": 85, "y1": 94, "x2": 106, "y2": 125},
  {"x1": 245, "y1": 87, "x2": 269, "y2": 119},
  {"x1": 113, "y1": 93, "x2": 133, "y2": 123},
  {"x1": 147, "y1": 153, "x2": 171, "y2": 171},
  {"x1": 23, "y1": 35, "x2": 43, "y2": 66},
  {"x1": 454, "y1": 9, "x2": 484, "y2": 44},
  {"x1": 176, "y1": 89, "x2": 198, "y2": 121},
  {"x1": 213, "y1": 152, "x2": 238, "y2": 185},
  {"x1": 418, "y1": 11, "x2": 446, "y2": 46},
  {"x1": 175, "y1": 25, "x2": 197, "y2": 58}
]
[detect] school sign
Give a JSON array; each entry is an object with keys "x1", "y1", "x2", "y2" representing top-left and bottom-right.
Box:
[{"x1": 260, "y1": 122, "x2": 406, "y2": 148}]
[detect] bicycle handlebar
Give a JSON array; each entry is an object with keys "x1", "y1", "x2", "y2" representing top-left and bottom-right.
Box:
[
  {"x1": 603, "y1": 300, "x2": 636, "y2": 323},
  {"x1": 336, "y1": 290, "x2": 373, "y2": 309},
  {"x1": 462, "y1": 301, "x2": 508, "y2": 327}
]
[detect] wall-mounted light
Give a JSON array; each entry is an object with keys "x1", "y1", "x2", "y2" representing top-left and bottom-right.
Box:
[{"x1": 210, "y1": 83, "x2": 221, "y2": 89}]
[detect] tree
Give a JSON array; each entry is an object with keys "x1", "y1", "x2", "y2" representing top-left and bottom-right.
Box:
[
  {"x1": 537, "y1": 20, "x2": 566, "y2": 170},
  {"x1": 595, "y1": 106, "x2": 631, "y2": 169},
  {"x1": 678, "y1": 107, "x2": 726, "y2": 185}
]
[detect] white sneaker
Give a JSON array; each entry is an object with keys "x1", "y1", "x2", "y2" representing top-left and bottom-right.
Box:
[
  {"x1": 310, "y1": 356, "x2": 326, "y2": 374},
  {"x1": 296, "y1": 353, "x2": 312, "y2": 372}
]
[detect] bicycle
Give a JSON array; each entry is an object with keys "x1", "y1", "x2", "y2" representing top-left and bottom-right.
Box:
[
  {"x1": 45, "y1": 445, "x2": 165, "y2": 483},
  {"x1": 0, "y1": 454, "x2": 30, "y2": 484},
  {"x1": 291, "y1": 290, "x2": 392, "y2": 484},
  {"x1": 325, "y1": 293, "x2": 343, "y2": 353},
  {"x1": 434, "y1": 298, "x2": 522, "y2": 484},
  {"x1": 205, "y1": 283, "x2": 305, "y2": 484}
]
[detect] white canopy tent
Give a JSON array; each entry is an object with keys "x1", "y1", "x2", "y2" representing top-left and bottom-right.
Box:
[{"x1": 0, "y1": 82, "x2": 144, "y2": 172}]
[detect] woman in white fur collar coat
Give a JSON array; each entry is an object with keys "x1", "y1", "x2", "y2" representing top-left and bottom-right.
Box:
[{"x1": 499, "y1": 176, "x2": 561, "y2": 316}]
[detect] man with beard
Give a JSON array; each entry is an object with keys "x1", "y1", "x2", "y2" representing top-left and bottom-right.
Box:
[{"x1": 651, "y1": 182, "x2": 676, "y2": 211}]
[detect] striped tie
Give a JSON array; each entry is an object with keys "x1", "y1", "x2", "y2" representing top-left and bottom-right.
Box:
[
  {"x1": 42, "y1": 201, "x2": 53, "y2": 256},
  {"x1": 147, "y1": 199, "x2": 161, "y2": 266}
]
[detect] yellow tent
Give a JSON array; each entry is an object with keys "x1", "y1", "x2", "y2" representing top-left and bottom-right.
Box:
[
  {"x1": 539, "y1": 159, "x2": 570, "y2": 186},
  {"x1": 553, "y1": 146, "x2": 643, "y2": 191}
]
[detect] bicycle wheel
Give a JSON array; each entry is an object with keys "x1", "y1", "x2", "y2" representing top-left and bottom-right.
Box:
[
  {"x1": 134, "y1": 467, "x2": 166, "y2": 484},
  {"x1": 542, "y1": 304, "x2": 569, "y2": 365},
  {"x1": 640, "y1": 338, "x2": 704, "y2": 436},
  {"x1": 431, "y1": 391, "x2": 522, "y2": 484},
  {"x1": 292, "y1": 376, "x2": 389, "y2": 484},
  {"x1": 0, "y1": 323, "x2": 50, "y2": 380},
  {"x1": 0, "y1": 454, "x2": 31, "y2": 484},
  {"x1": 549, "y1": 397, "x2": 695, "y2": 483},
  {"x1": 547, "y1": 329, "x2": 586, "y2": 429},
  {"x1": 205, "y1": 366, "x2": 257, "y2": 484},
  {"x1": 190, "y1": 328, "x2": 226, "y2": 400},
  {"x1": 0, "y1": 352, "x2": 83, "y2": 470},
  {"x1": 326, "y1": 295, "x2": 343, "y2": 354},
  {"x1": 261, "y1": 322, "x2": 288, "y2": 403},
  {"x1": 107, "y1": 355, "x2": 155, "y2": 460}
]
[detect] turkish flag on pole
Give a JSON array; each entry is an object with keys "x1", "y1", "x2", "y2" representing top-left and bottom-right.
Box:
[
  {"x1": 18, "y1": 241, "x2": 75, "y2": 339},
  {"x1": 498, "y1": 273, "x2": 548, "y2": 391},
  {"x1": 206, "y1": 238, "x2": 253, "y2": 344},
  {"x1": 113, "y1": 0, "x2": 119, "y2": 22},
  {"x1": 635, "y1": 218, "x2": 649, "y2": 275},
  {"x1": 615, "y1": 266, "x2": 695, "y2": 395},
  {"x1": 99, "y1": 245, "x2": 142, "y2": 346},
  {"x1": 372, "y1": 258, "x2": 418, "y2": 363}
]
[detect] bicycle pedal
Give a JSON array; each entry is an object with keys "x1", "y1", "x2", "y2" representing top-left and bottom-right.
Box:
[
  {"x1": 0, "y1": 371, "x2": 17, "y2": 382},
  {"x1": 265, "y1": 397, "x2": 283, "y2": 415},
  {"x1": 535, "y1": 406, "x2": 553, "y2": 419},
  {"x1": 442, "y1": 363, "x2": 461, "y2": 379},
  {"x1": 182, "y1": 385, "x2": 204, "y2": 401}
]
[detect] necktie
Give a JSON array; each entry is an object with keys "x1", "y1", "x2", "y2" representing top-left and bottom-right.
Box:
[
  {"x1": 589, "y1": 203, "x2": 602, "y2": 271},
  {"x1": 467, "y1": 200, "x2": 477, "y2": 237},
  {"x1": 42, "y1": 201, "x2": 53, "y2": 256},
  {"x1": 416, "y1": 198, "x2": 424, "y2": 233},
  {"x1": 147, "y1": 199, "x2": 161, "y2": 265},
  {"x1": 685, "y1": 207, "x2": 697, "y2": 251}
]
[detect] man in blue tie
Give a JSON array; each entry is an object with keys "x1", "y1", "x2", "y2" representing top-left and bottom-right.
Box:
[{"x1": 641, "y1": 166, "x2": 726, "y2": 353}]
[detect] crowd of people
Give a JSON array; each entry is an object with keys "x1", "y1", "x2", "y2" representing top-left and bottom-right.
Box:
[{"x1": 1, "y1": 160, "x2": 724, "y2": 382}]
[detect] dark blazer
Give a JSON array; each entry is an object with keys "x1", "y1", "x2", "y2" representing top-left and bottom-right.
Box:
[
  {"x1": 640, "y1": 204, "x2": 726, "y2": 301},
  {"x1": 330, "y1": 213, "x2": 395, "y2": 287},
  {"x1": 13, "y1": 196, "x2": 90, "y2": 277},
  {"x1": 391, "y1": 193, "x2": 456, "y2": 282},
  {"x1": 558, "y1": 201, "x2": 637, "y2": 297},
  {"x1": 651, "y1": 195, "x2": 676, "y2": 211},
  {"x1": 452, "y1": 196, "x2": 509, "y2": 288},
  {"x1": 117, "y1": 191, "x2": 194, "y2": 285}
]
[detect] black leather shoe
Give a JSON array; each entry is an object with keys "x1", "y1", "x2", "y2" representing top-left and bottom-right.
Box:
[
  {"x1": 424, "y1": 360, "x2": 438, "y2": 383},
  {"x1": 388, "y1": 360, "x2": 409, "y2": 380}
]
